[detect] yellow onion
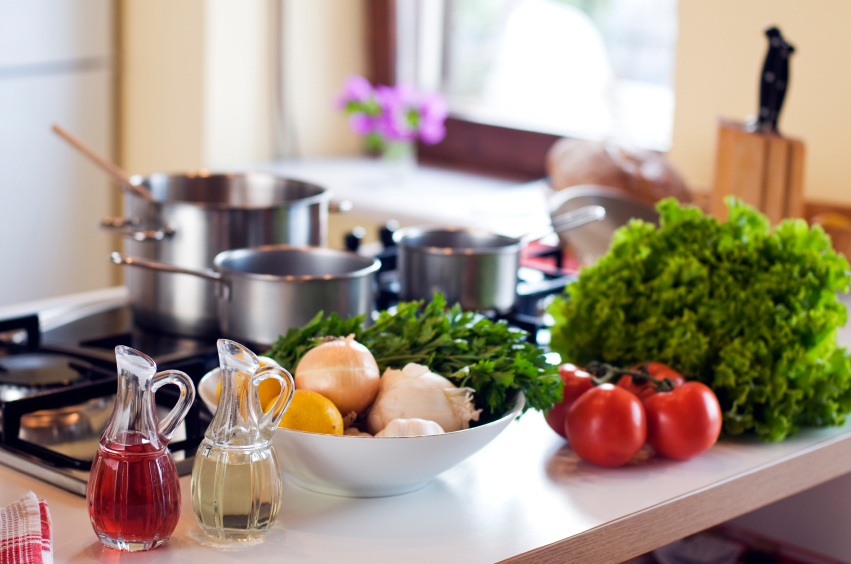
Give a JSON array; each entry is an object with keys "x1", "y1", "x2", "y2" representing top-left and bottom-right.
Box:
[{"x1": 295, "y1": 334, "x2": 380, "y2": 415}]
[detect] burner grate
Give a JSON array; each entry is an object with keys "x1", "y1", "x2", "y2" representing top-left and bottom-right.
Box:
[{"x1": 0, "y1": 356, "x2": 210, "y2": 472}]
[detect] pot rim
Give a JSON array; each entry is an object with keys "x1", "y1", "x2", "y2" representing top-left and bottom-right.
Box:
[
  {"x1": 128, "y1": 172, "x2": 332, "y2": 211},
  {"x1": 213, "y1": 245, "x2": 381, "y2": 282},
  {"x1": 393, "y1": 226, "x2": 522, "y2": 256}
]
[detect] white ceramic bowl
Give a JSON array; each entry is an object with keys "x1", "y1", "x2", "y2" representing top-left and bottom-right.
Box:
[{"x1": 197, "y1": 369, "x2": 525, "y2": 497}]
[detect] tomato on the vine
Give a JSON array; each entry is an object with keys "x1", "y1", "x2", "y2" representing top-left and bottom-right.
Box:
[
  {"x1": 617, "y1": 362, "x2": 685, "y2": 400},
  {"x1": 565, "y1": 384, "x2": 647, "y2": 468},
  {"x1": 545, "y1": 364, "x2": 593, "y2": 439},
  {"x1": 643, "y1": 381, "x2": 722, "y2": 460}
]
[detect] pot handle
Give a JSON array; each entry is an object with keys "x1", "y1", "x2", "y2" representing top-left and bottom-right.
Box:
[
  {"x1": 101, "y1": 217, "x2": 175, "y2": 241},
  {"x1": 519, "y1": 205, "x2": 606, "y2": 245},
  {"x1": 329, "y1": 200, "x2": 353, "y2": 213},
  {"x1": 110, "y1": 252, "x2": 222, "y2": 282}
]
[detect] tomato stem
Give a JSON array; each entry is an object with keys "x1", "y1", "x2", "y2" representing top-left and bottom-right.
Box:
[{"x1": 585, "y1": 362, "x2": 676, "y2": 392}]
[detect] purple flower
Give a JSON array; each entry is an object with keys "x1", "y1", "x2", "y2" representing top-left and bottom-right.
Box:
[
  {"x1": 374, "y1": 84, "x2": 416, "y2": 141},
  {"x1": 419, "y1": 119, "x2": 446, "y2": 145},
  {"x1": 336, "y1": 76, "x2": 448, "y2": 147},
  {"x1": 348, "y1": 113, "x2": 376, "y2": 136},
  {"x1": 335, "y1": 75, "x2": 374, "y2": 109},
  {"x1": 417, "y1": 92, "x2": 448, "y2": 144},
  {"x1": 418, "y1": 92, "x2": 448, "y2": 122},
  {"x1": 376, "y1": 110, "x2": 416, "y2": 142}
]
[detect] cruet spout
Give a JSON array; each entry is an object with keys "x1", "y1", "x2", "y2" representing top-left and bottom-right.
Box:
[
  {"x1": 212, "y1": 340, "x2": 295, "y2": 445},
  {"x1": 103, "y1": 346, "x2": 196, "y2": 449}
]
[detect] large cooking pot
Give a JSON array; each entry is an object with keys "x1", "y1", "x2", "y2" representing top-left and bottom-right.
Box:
[
  {"x1": 102, "y1": 172, "x2": 336, "y2": 337},
  {"x1": 111, "y1": 246, "x2": 380, "y2": 347},
  {"x1": 395, "y1": 205, "x2": 605, "y2": 312}
]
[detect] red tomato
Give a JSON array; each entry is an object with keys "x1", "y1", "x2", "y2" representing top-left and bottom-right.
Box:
[
  {"x1": 545, "y1": 364, "x2": 593, "y2": 439},
  {"x1": 643, "y1": 382, "x2": 722, "y2": 461},
  {"x1": 565, "y1": 384, "x2": 647, "y2": 468},
  {"x1": 617, "y1": 362, "x2": 685, "y2": 400}
]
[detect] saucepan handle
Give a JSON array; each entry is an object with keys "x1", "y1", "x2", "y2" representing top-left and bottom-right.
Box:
[
  {"x1": 253, "y1": 365, "x2": 295, "y2": 440},
  {"x1": 329, "y1": 200, "x2": 353, "y2": 213},
  {"x1": 101, "y1": 217, "x2": 175, "y2": 241},
  {"x1": 151, "y1": 369, "x2": 196, "y2": 441},
  {"x1": 110, "y1": 252, "x2": 222, "y2": 282},
  {"x1": 519, "y1": 205, "x2": 606, "y2": 245}
]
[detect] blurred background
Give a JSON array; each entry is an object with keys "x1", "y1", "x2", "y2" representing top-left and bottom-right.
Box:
[{"x1": 2, "y1": 0, "x2": 850, "y2": 306}]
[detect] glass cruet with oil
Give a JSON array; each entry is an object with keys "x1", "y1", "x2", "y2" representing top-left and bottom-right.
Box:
[{"x1": 191, "y1": 339, "x2": 294, "y2": 541}]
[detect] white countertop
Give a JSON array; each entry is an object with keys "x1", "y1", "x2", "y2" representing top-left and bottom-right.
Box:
[
  {"x1": 259, "y1": 158, "x2": 552, "y2": 238},
  {"x1": 4, "y1": 408, "x2": 851, "y2": 564}
]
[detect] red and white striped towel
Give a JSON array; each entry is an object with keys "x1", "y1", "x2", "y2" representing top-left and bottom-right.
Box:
[{"x1": 0, "y1": 492, "x2": 53, "y2": 564}]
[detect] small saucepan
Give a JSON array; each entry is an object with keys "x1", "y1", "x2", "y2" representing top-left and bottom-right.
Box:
[
  {"x1": 394, "y1": 205, "x2": 605, "y2": 312},
  {"x1": 111, "y1": 246, "x2": 380, "y2": 347}
]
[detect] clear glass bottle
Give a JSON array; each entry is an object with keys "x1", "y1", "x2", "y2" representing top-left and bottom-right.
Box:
[
  {"x1": 87, "y1": 346, "x2": 195, "y2": 552},
  {"x1": 191, "y1": 339, "x2": 294, "y2": 541}
]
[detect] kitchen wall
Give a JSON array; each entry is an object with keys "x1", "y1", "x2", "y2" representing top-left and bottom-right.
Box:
[
  {"x1": 669, "y1": 0, "x2": 851, "y2": 206},
  {"x1": 119, "y1": 0, "x2": 367, "y2": 174},
  {"x1": 0, "y1": 0, "x2": 117, "y2": 307},
  {"x1": 117, "y1": 0, "x2": 851, "y2": 202}
]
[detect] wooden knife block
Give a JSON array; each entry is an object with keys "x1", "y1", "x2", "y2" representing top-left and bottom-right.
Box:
[{"x1": 712, "y1": 120, "x2": 805, "y2": 223}]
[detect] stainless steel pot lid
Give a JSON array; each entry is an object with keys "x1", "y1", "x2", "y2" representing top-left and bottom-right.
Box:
[
  {"x1": 129, "y1": 172, "x2": 331, "y2": 210},
  {"x1": 394, "y1": 227, "x2": 523, "y2": 256},
  {"x1": 214, "y1": 245, "x2": 382, "y2": 282}
]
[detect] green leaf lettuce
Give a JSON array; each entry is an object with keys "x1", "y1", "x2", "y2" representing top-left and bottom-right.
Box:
[{"x1": 548, "y1": 197, "x2": 851, "y2": 441}]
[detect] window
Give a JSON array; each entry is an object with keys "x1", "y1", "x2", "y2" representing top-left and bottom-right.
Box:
[{"x1": 380, "y1": 0, "x2": 678, "y2": 176}]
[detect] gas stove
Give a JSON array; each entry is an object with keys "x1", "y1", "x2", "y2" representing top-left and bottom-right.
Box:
[
  {"x1": 0, "y1": 304, "x2": 217, "y2": 495},
  {"x1": 0, "y1": 232, "x2": 574, "y2": 496}
]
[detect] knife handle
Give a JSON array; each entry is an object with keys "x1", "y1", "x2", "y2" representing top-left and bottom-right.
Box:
[{"x1": 757, "y1": 27, "x2": 795, "y2": 134}]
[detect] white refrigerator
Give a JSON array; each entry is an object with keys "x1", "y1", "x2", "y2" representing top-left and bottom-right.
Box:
[{"x1": 0, "y1": 0, "x2": 115, "y2": 307}]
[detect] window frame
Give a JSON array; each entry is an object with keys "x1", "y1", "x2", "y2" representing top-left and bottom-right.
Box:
[{"x1": 367, "y1": 0, "x2": 558, "y2": 181}]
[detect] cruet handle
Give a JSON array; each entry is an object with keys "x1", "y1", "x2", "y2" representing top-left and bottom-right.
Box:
[
  {"x1": 253, "y1": 365, "x2": 295, "y2": 440},
  {"x1": 151, "y1": 369, "x2": 196, "y2": 441}
]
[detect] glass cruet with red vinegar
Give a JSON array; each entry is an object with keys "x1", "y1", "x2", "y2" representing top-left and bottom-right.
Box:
[{"x1": 86, "y1": 345, "x2": 196, "y2": 552}]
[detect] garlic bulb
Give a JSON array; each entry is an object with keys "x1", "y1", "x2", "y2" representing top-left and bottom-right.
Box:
[
  {"x1": 343, "y1": 427, "x2": 373, "y2": 437},
  {"x1": 375, "y1": 418, "x2": 445, "y2": 437},
  {"x1": 295, "y1": 335, "x2": 380, "y2": 415},
  {"x1": 366, "y1": 363, "x2": 481, "y2": 434}
]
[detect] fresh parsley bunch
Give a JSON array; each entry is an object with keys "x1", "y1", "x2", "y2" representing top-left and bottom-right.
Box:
[
  {"x1": 265, "y1": 294, "x2": 562, "y2": 421},
  {"x1": 548, "y1": 197, "x2": 851, "y2": 441}
]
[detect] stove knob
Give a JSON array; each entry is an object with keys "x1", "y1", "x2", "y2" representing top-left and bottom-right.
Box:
[
  {"x1": 379, "y1": 220, "x2": 400, "y2": 248},
  {"x1": 344, "y1": 226, "x2": 366, "y2": 252}
]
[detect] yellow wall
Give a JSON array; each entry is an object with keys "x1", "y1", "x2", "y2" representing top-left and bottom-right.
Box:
[
  {"x1": 120, "y1": 0, "x2": 206, "y2": 173},
  {"x1": 119, "y1": 0, "x2": 367, "y2": 174},
  {"x1": 669, "y1": 0, "x2": 851, "y2": 205},
  {"x1": 282, "y1": 0, "x2": 368, "y2": 157},
  {"x1": 204, "y1": 0, "x2": 275, "y2": 168}
]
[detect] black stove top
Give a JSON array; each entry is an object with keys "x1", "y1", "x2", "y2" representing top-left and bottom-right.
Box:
[{"x1": 0, "y1": 311, "x2": 215, "y2": 495}]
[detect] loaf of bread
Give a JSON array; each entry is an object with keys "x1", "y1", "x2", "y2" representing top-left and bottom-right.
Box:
[{"x1": 546, "y1": 138, "x2": 692, "y2": 205}]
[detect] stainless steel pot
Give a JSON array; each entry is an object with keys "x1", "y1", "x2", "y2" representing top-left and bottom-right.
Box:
[
  {"x1": 102, "y1": 172, "x2": 337, "y2": 337},
  {"x1": 395, "y1": 205, "x2": 605, "y2": 312},
  {"x1": 111, "y1": 246, "x2": 380, "y2": 348},
  {"x1": 548, "y1": 185, "x2": 659, "y2": 265}
]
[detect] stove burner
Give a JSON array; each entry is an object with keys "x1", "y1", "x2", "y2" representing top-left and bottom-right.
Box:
[
  {"x1": 0, "y1": 354, "x2": 93, "y2": 387},
  {"x1": 19, "y1": 398, "x2": 111, "y2": 446}
]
